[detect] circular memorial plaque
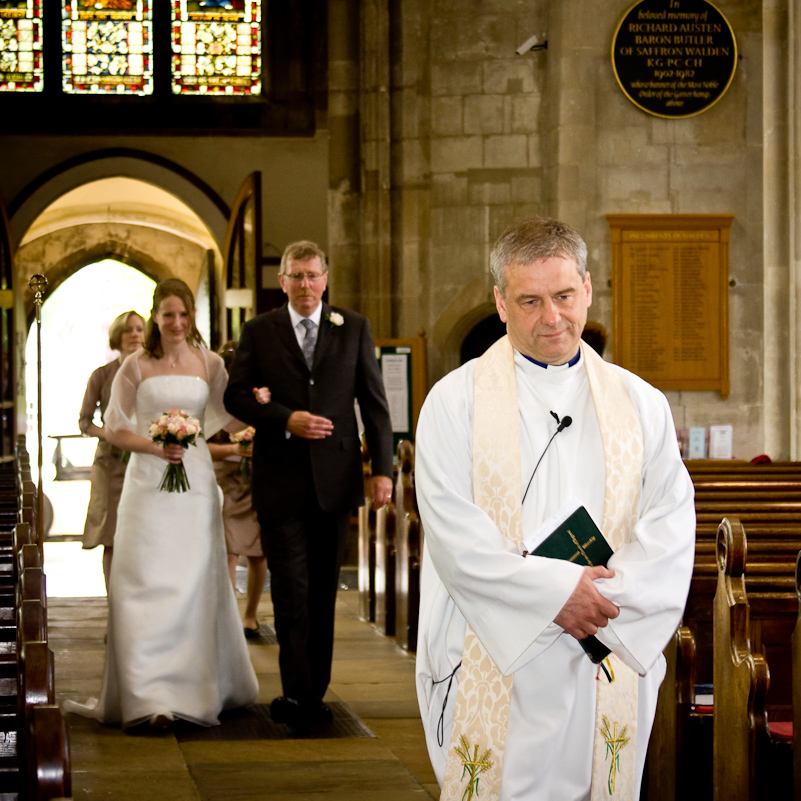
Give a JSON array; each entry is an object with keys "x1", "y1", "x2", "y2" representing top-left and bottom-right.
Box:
[{"x1": 612, "y1": 0, "x2": 737, "y2": 119}]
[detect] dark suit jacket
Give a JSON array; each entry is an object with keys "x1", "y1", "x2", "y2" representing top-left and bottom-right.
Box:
[{"x1": 223, "y1": 302, "x2": 394, "y2": 516}]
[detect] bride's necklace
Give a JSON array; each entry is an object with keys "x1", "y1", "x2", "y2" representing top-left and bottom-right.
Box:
[{"x1": 164, "y1": 349, "x2": 187, "y2": 369}]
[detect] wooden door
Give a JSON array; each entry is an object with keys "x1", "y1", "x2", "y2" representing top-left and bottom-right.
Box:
[{"x1": 222, "y1": 172, "x2": 262, "y2": 345}]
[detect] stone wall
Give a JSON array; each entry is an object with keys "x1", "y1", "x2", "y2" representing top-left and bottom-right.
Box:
[{"x1": 353, "y1": 0, "x2": 773, "y2": 459}]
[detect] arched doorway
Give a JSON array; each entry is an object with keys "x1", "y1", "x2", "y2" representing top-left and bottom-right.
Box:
[
  {"x1": 460, "y1": 313, "x2": 506, "y2": 364},
  {"x1": 25, "y1": 260, "x2": 156, "y2": 539}
]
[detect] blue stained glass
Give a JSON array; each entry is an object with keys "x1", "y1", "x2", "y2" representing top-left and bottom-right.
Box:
[{"x1": 62, "y1": 0, "x2": 153, "y2": 95}]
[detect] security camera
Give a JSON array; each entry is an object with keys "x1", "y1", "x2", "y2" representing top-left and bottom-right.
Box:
[{"x1": 516, "y1": 34, "x2": 547, "y2": 55}]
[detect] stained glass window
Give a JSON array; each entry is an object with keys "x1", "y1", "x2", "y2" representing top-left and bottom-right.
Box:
[
  {"x1": 62, "y1": 0, "x2": 153, "y2": 95},
  {"x1": 171, "y1": 1, "x2": 261, "y2": 95},
  {"x1": 0, "y1": 0, "x2": 43, "y2": 92}
]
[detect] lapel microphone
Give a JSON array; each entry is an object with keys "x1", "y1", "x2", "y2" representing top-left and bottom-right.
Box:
[{"x1": 521, "y1": 411, "x2": 573, "y2": 505}]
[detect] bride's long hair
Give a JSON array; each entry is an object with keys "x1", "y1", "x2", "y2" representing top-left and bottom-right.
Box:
[{"x1": 144, "y1": 279, "x2": 206, "y2": 358}]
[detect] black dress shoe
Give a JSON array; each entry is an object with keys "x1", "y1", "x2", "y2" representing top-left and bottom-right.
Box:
[
  {"x1": 269, "y1": 696, "x2": 303, "y2": 727},
  {"x1": 311, "y1": 701, "x2": 333, "y2": 724},
  {"x1": 243, "y1": 626, "x2": 260, "y2": 639}
]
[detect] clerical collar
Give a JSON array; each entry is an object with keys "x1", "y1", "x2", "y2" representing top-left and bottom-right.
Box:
[{"x1": 519, "y1": 349, "x2": 581, "y2": 370}]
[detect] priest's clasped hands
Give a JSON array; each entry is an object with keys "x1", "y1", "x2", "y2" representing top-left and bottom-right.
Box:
[{"x1": 553, "y1": 565, "x2": 620, "y2": 640}]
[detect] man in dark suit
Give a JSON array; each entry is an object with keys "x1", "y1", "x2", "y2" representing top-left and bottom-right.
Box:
[{"x1": 223, "y1": 240, "x2": 394, "y2": 728}]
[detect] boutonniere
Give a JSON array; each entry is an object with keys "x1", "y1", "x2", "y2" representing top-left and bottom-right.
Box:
[{"x1": 326, "y1": 312, "x2": 344, "y2": 327}]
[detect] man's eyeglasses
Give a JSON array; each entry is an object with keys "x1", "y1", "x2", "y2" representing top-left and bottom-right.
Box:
[{"x1": 284, "y1": 272, "x2": 327, "y2": 283}]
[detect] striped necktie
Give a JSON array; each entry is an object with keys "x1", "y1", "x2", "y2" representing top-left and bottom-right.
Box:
[{"x1": 300, "y1": 318, "x2": 317, "y2": 368}]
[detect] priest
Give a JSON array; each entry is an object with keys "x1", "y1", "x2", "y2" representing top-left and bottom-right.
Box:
[{"x1": 415, "y1": 216, "x2": 695, "y2": 801}]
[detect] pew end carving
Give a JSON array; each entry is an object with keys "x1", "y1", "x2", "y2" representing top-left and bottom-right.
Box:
[{"x1": 712, "y1": 516, "x2": 793, "y2": 801}]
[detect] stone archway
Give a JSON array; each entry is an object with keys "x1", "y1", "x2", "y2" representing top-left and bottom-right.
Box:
[
  {"x1": 460, "y1": 313, "x2": 506, "y2": 364},
  {"x1": 14, "y1": 177, "x2": 222, "y2": 324}
]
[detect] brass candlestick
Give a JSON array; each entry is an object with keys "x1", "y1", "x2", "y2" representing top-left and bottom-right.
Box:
[{"x1": 29, "y1": 274, "x2": 47, "y2": 546}]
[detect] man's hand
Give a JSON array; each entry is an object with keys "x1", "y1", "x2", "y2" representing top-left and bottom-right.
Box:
[
  {"x1": 553, "y1": 566, "x2": 619, "y2": 639},
  {"x1": 371, "y1": 475, "x2": 393, "y2": 510},
  {"x1": 286, "y1": 411, "x2": 334, "y2": 440}
]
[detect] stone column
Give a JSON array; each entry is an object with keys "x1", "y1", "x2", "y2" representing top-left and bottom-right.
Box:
[
  {"x1": 328, "y1": 0, "x2": 362, "y2": 312},
  {"x1": 359, "y1": 0, "x2": 393, "y2": 336},
  {"x1": 388, "y1": 0, "x2": 431, "y2": 342},
  {"x1": 763, "y1": 0, "x2": 793, "y2": 458},
  {"x1": 791, "y1": 0, "x2": 801, "y2": 457}
]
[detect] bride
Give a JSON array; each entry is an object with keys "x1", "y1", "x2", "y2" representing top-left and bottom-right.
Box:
[{"x1": 65, "y1": 279, "x2": 258, "y2": 729}]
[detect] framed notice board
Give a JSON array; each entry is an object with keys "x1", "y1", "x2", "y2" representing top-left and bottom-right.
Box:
[
  {"x1": 374, "y1": 335, "x2": 427, "y2": 452},
  {"x1": 607, "y1": 214, "x2": 733, "y2": 397}
]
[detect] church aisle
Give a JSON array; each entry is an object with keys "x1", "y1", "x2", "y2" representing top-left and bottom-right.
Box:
[{"x1": 48, "y1": 588, "x2": 439, "y2": 800}]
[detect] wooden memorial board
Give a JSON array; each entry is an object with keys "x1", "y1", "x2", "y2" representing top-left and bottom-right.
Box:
[{"x1": 608, "y1": 214, "x2": 732, "y2": 397}]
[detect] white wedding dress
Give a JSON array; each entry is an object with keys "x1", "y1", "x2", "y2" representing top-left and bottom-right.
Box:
[{"x1": 65, "y1": 349, "x2": 259, "y2": 728}]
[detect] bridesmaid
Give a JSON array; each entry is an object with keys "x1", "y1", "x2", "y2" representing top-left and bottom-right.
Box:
[
  {"x1": 209, "y1": 341, "x2": 269, "y2": 638},
  {"x1": 79, "y1": 310, "x2": 145, "y2": 592}
]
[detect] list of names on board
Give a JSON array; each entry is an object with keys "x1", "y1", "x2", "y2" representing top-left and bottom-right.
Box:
[{"x1": 609, "y1": 216, "x2": 731, "y2": 397}]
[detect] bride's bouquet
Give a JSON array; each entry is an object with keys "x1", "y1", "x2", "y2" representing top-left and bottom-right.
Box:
[
  {"x1": 149, "y1": 409, "x2": 202, "y2": 493},
  {"x1": 229, "y1": 426, "x2": 255, "y2": 480}
]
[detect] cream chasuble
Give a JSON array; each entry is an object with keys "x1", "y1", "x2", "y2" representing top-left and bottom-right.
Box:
[{"x1": 440, "y1": 336, "x2": 644, "y2": 801}]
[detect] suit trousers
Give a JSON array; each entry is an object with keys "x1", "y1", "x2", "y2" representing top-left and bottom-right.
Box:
[{"x1": 258, "y1": 500, "x2": 350, "y2": 703}]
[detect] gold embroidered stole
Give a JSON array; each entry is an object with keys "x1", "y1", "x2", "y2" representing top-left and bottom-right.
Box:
[{"x1": 440, "y1": 336, "x2": 643, "y2": 801}]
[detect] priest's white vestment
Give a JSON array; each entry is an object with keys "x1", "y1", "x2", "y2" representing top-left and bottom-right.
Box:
[{"x1": 415, "y1": 347, "x2": 695, "y2": 801}]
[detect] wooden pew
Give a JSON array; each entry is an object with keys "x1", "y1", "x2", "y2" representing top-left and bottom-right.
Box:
[
  {"x1": 712, "y1": 516, "x2": 794, "y2": 801},
  {"x1": 26, "y1": 705, "x2": 71, "y2": 801},
  {"x1": 357, "y1": 502, "x2": 377, "y2": 624},
  {"x1": 1, "y1": 447, "x2": 72, "y2": 799},
  {"x1": 393, "y1": 441, "x2": 422, "y2": 653},
  {"x1": 793, "y1": 552, "x2": 801, "y2": 801},
  {"x1": 374, "y1": 502, "x2": 396, "y2": 637},
  {"x1": 648, "y1": 461, "x2": 801, "y2": 801},
  {"x1": 647, "y1": 626, "x2": 708, "y2": 801}
]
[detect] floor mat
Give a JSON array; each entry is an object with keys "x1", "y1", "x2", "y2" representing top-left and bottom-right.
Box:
[
  {"x1": 244, "y1": 622, "x2": 278, "y2": 645},
  {"x1": 173, "y1": 701, "x2": 375, "y2": 742}
]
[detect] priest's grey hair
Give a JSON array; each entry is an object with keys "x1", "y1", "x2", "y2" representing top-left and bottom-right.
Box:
[
  {"x1": 280, "y1": 240, "x2": 329, "y2": 275},
  {"x1": 490, "y1": 216, "x2": 588, "y2": 296}
]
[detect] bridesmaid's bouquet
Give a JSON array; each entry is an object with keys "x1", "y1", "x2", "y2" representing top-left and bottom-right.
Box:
[
  {"x1": 149, "y1": 409, "x2": 202, "y2": 493},
  {"x1": 229, "y1": 426, "x2": 255, "y2": 480}
]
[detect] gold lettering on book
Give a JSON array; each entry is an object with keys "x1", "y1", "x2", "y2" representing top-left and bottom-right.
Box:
[{"x1": 566, "y1": 529, "x2": 598, "y2": 564}]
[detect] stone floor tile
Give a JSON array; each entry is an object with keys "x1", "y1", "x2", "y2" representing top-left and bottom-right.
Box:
[
  {"x1": 330, "y1": 681, "x2": 418, "y2": 703},
  {"x1": 50, "y1": 588, "x2": 437, "y2": 800},
  {"x1": 189, "y1": 759, "x2": 426, "y2": 798},
  {"x1": 73, "y1": 768, "x2": 202, "y2": 800},
  {"x1": 344, "y1": 700, "x2": 422, "y2": 719},
  {"x1": 180, "y1": 737, "x2": 394, "y2": 764}
]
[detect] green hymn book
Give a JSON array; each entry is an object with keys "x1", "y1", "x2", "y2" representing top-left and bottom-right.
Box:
[{"x1": 524, "y1": 500, "x2": 614, "y2": 664}]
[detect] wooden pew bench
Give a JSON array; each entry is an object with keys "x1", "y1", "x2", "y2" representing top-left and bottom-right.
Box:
[
  {"x1": 393, "y1": 441, "x2": 422, "y2": 653},
  {"x1": 647, "y1": 470, "x2": 801, "y2": 801},
  {"x1": 357, "y1": 440, "x2": 423, "y2": 652},
  {"x1": 712, "y1": 516, "x2": 795, "y2": 800}
]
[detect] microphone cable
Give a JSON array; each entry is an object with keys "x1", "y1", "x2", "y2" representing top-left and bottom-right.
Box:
[{"x1": 521, "y1": 411, "x2": 573, "y2": 506}]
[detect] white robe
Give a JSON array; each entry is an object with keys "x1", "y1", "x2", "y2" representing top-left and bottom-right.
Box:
[{"x1": 415, "y1": 349, "x2": 695, "y2": 801}]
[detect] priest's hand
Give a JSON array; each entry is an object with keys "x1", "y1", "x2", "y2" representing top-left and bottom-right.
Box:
[{"x1": 554, "y1": 566, "x2": 619, "y2": 639}]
